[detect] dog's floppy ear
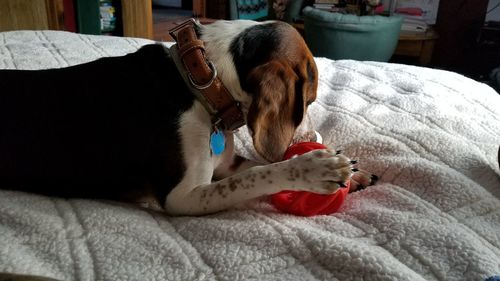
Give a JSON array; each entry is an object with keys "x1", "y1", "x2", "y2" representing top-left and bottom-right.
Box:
[{"x1": 246, "y1": 60, "x2": 306, "y2": 163}]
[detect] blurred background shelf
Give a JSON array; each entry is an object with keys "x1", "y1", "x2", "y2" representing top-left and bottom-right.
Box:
[{"x1": 0, "y1": 0, "x2": 153, "y2": 39}]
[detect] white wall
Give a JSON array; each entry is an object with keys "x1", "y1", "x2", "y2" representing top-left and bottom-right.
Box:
[{"x1": 386, "y1": 0, "x2": 440, "y2": 24}]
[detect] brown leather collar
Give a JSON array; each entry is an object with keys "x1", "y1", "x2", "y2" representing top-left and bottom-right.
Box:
[{"x1": 168, "y1": 19, "x2": 245, "y2": 131}]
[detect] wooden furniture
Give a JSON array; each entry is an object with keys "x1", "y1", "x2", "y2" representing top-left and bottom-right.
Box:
[
  {"x1": 394, "y1": 27, "x2": 439, "y2": 66},
  {"x1": 193, "y1": 0, "x2": 207, "y2": 17},
  {"x1": 154, "y1": 17, "x2": 217, "y2": 42},
  {"x1": 0, "y1": 0, "x2": 153, "y2": 39},
  {"x1": 122, "y1": 0, "x2": 153, "y2": 39},
  {"x1": 432, "y1": 0, "x2": 489, "y2": 70},
  {"x1": 0, "y1": 0, "x2": 64, "y2": 31}
]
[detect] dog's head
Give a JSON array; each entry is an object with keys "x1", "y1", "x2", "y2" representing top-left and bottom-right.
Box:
[{"x1": 202, "y1": 21, "x2": 318, "y2": 162}]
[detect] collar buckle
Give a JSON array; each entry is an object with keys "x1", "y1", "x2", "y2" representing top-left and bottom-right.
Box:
[
  {"x1": 169, "y1": 19, "x2": 246, "y2": 132},
  {"x1": 188, "y1": 61, "x2": 217, "y2": 90}
]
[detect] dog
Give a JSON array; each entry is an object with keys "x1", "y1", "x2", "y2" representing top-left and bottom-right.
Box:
[{"x1": 0, "y1": 20, "x2": 376, "y2": 215}]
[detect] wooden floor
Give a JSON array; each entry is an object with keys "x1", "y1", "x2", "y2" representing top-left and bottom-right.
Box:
[
  {"x1": 152, "y1": 6, "x2": 222, "y2": 41},
  {"x1": 153, "y1": 17, "x2": 220, "y2": 42},
  {"x1": 153, "y1": 17, "x2": 190, "y2": 41}
]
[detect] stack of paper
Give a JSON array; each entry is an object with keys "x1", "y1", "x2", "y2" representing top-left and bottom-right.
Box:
[
  {"x1": 313, "y1": 0, "x2": 338, "y2": 11},
  {"x1": 400, "y1": 16, "x2": 428, "y2": 32}
]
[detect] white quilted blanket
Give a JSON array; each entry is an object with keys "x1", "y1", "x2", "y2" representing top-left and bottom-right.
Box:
[{"x1": 1, "y1": 30, "x2": 499, "y2": 281}]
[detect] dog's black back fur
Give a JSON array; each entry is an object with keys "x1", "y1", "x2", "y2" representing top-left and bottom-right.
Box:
[{"x1": 0, "y1": 44, "x2": 194, "y2": 202}]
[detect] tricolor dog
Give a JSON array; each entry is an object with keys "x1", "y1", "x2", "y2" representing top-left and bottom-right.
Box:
[{"x1": 0, "y1": 20, "x2": 376, "y2": 215}]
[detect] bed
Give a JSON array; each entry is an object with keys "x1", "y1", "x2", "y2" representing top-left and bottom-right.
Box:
[{"x1": 0, "y1": 30, "x2": 499, "y2": 281}]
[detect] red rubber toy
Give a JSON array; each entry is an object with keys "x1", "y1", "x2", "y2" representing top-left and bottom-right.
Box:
[{"x1": 271, "y1": 142, "x2": 350, "y2": 216}]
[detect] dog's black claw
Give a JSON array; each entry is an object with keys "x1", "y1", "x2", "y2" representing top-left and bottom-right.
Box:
[
  {"x1": 352, "y1": 168, "x2": 359, "y2": 172},
  {"x1": 336, "y1": 150, "x2": 342, "y2": 155},
  {"x1": 350, "y1": 160, "x2": 358, "y2": 164},
  {"x1": 370, "y1": 174, "x2": 379, "y2": 184}
]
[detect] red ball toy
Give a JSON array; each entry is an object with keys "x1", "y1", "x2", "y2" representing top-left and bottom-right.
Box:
[{"x1": 271, "y1": 142, "x2": 350, "y2": 216}]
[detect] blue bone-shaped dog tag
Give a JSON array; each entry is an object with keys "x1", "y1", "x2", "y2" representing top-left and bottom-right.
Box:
[{"x1": 210, "y1": 130, "x2": 225, "y2": 155}]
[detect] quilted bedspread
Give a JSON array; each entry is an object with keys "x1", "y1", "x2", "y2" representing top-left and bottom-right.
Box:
[{"x1": 0, "y1": 30, "x2": 499, "y2": 281}]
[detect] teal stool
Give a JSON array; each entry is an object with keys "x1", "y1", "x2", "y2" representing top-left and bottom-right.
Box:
[
  {"x1": 302, "y1": 6, "x2": 403, "y2": 62},
  {"x1": 229, "y1": 0, "x2": 304, "y2": 23},
  {"x1": 229, "y1": 0, "x2": 270, "y2": 21}
]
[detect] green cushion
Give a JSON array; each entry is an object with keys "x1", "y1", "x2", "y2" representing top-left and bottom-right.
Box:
[{"x1": 303, "y1": 6, "x2": 403, "y2": 61}]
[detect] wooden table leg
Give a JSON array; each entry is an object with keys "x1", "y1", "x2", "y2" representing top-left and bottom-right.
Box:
[
  {"x1": 419, "y1": 39, "x2": 436, "y2": 65},
  {"x1": 121, "y1": 0, "x2": 153, "y2": 39}
]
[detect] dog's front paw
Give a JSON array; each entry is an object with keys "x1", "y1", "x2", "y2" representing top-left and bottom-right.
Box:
[
  {"x1": 283, "y1": 149, "x2": 354, "y2": 194},
  {"x1": 350, "y1": 169, "x2": 379, "y2": 192}
]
